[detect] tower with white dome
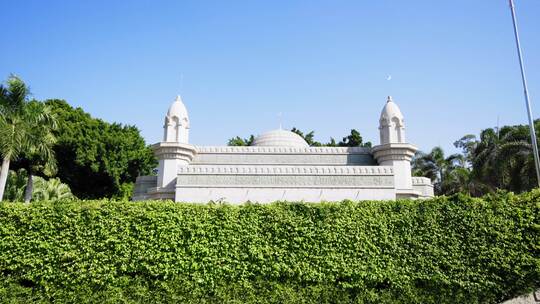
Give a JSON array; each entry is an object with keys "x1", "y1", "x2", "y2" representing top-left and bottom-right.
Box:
[
  {"x1": 379, "y1": 96, "x2": 405, "y2": 144},
  {"x1": 372, "y1": 96, "x2": 418, "y2": 198},
  {"x1": 164, "y1": 95, "x2": 190, "y2": 143},
  {"x1": 150, "y1": 96, "x2": 196, "y2": 198}
]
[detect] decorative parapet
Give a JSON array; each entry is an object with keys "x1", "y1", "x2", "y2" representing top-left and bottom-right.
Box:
[
  {"x1": 194, "y1": 146, "x2": 372, "y2": 155},
  {"x1": 146, "y1": 187, "x2": 175, "y2": 200},
  {"x1": 412, "y1": 176, "x2": 432, "y2": 185},
  {"x1": 176, "y1": 174, "x2": 394, "y2": 188},
  {"x1": 178, "y1": 165, "x2": 393, "y2": 176},
  {"x1": 132, "y1": 175, "x2": 158, "y2": 201},
  {"x1": 411, "y1": 176, "x2": 434, "y2": 198},
  {"x1": 135, "y1": 176, "x2": 158, "y2": 183},
  {"x1": 192, "y1": 151, "x2": 376, "y2": 166},
  {"x1": 371, "y1": 143, "x2": 417, "y2": 163},
  {"x1": 152, "y1": 142, "x2": 197, "y2": 162}
]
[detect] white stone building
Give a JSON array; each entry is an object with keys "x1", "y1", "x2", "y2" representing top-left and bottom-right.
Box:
[{"x1": 133, "y1": 96, "x2": 434, "y2": 202}]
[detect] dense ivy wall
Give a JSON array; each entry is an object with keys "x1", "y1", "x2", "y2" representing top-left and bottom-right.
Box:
[{"x1": 0, "y1": 192, "x2": 539, "y2": 303}]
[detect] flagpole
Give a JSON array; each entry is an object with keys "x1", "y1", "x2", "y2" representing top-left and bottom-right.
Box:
[{"x1": 509, "y1": 0, "x2": 540, "y2": 187}]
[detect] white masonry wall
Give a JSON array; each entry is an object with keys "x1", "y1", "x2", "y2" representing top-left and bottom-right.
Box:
[{"x1": 174, "y1": 164, "x2": 396, "y2": 203}]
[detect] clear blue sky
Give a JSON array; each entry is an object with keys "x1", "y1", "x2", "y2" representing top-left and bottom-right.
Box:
[{"x1": 1, "y1": 0, "x2": 539, "y2": 153}]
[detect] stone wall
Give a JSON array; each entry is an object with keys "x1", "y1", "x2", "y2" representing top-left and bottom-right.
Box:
[
  {"x1": 412, "y1": 176, "x2": 434, "y2": 198},
  {"x1": 192, "y1": 146, "x2": 376, "y2": 166},
  {"x1": 174, "y1": 165, "x2": 395, "y2": 203},
  {"x1": 132, "y1": 176, "x2": 157, "y2": 201}
]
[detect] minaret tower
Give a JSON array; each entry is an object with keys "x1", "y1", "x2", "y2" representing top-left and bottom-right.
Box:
[
  {"x1": 151, "y1": 95, "x2": 196, "y2": 199},
  {"x1": 378, "y1": 96, "x2": 405, "y2": 144},
  {"x1": 164, "y1": 95, "x2": 190, "y2": 143},
  {"x1": 372, "y1": 96, "x2": 417, "y2": 198}
]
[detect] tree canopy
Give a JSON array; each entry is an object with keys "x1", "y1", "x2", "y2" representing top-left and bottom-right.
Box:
[
  {"x1": 0, "y1": 76, "x2": 57, "y2": 201},
  {"x1": 227, "y1": 135, "x2": 255, "y2": 146},
  {"x1": 42, "y1": 99, "x2": 156, "y2": 199},
  {"x1": 413, "y1": 120, "x2": 540, "y2": 196},
  {"x1": 228, "y1": 128, "x2": 372, "y2": 147}
]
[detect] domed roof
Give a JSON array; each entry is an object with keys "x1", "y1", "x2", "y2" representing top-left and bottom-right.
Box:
[
  {"x1": 380, "y1": 96, "x2": 403, "y2": 120},
  {"x1": 252, "y1": 129, "x2": 309, "y2": 147},
  {"x1": 167, "y1": 95, "x2": 189, "y2": 119}
]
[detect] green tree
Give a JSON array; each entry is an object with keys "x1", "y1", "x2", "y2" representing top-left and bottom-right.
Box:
[
  {"x1": 0, "y1": 76, "x2": 54, "y2": 201},
  {"x1": 44, "y1": 99, "x2": 156, "y2": 199},
  {"x1": 412, "y1": 146, "x2": 466, "y2": 195},
  {"x1": 469, "y1": 128, "x2": 503, "y2": 192},
  {"x1": 338, "y1": 129, "x2": 372, "y2": 147},
  {"x1": 4, "y1": 169, "x2": 74, "y2": 202},
  {"x1": 19, "y1": 101, "x2": 58, "y2": 203},
  {"x1": 229, "y1": 128, "x2": 373, "y2": 147},
  {"x1": 414, "y1": 121, "x2": 540, "y2": 197},
  {"x1": 453, "y1": 134, "x2": 477, "y2": 165},
  {"x1": 292, "y1": 128, "x2": 372, "y2": 147},
  {"x1": 227, "y1": 135, "x2": 255, "y2": 146},
  {"x1": 291, "y1": 128, "x2": 322, "y2": 146},
  {"x1": 32, "y1": 177, "x2": 74, "y2": 201},
  {"x1": 326, "y1": 137, "x2": 338, "y2": 147},
  {"x1": 496, "y1": 130, "x2": 536, "y2": 192},
  {"x1": 3, "y1": 170, "x2": 26, "y2": 201},
  {"x1": 471, "y1": 123, "x2": 539, "y2": 193}
]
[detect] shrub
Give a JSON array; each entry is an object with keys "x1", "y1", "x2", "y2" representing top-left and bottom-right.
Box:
[
  {"x1": 4, "y1": 169, "x2": 74, "y2": 202},
  {"x1": 0, "y1": 191, "x2": 539, "y2": 303}
]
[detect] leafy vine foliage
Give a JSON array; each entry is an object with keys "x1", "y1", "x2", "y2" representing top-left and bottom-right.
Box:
[{"x1": 1, "y1": 192, "x2": 538, "y2": 303}]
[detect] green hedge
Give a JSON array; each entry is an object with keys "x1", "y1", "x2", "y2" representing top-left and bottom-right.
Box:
[{"x1": 0, "y1": 191, "x2": 539, "y2": 303}]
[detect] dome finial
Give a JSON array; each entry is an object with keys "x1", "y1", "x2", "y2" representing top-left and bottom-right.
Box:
[
  {"x1": 387, "y1": 96, "x2": 393, "y2": 103},
  {"x1": 175, "y1": 95, "x2": 182, "y2": 102}
]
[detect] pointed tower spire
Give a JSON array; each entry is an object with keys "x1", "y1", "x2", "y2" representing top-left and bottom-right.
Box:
[
  {"x1": 379, "y1": 96, "x2": 405, "y2": 144},
  {"x1": 373, "y1": 96, "x2": 418, "y2": 197},
  {"x1": 154, "y1": 94, "x2": 196, "y2": 193},
  {"x1": 164, "y1": 95, "x2": 190, "y2": 143}
]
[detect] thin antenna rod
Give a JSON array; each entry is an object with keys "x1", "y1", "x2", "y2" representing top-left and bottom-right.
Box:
[
  {"x1": 278, "y1": 112, "x2": 283, "y2": 130},
  {"x1": 180, "y1": 74, "x2": 184, "y2": 94},
  {"x1": 509, "y1": 0, "x2": 540, "y2": 186}
]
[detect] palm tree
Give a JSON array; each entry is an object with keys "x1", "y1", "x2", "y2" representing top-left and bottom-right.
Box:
[
  {"x1": 3, "y1": 169, "x2": 74, "y2": 202},
  {"x1": 471, "y1": 128, "x2": 502, "y2": 191},
  {"x1": 412, "y1": 146, "x2": 467, "y2": 195},
  {"x1": 0, "y1": 75, "x2": 57, "y2": 202},
  {"x1": 33, "y1": 177, "x2": 74, "y2": 201},
  {"x1": 0, "y1": 76, "x2": 32, "y2": 201},
  {"x1": 491, "y1": 124, "x2": 538, "y2": 193},
  {"x1": 21, "y1": 101, "x2": 58, "y2": 202},
  {"x1": 4, "y1": 169, "x2": 27, "y2": 201},
  {"x1": 469, "y1": 124, "x2": 540, "y2": 193}
]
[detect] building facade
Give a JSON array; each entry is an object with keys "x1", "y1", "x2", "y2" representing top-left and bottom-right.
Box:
[{"x1": 133, "y1": 96, "x2": 433, "y2": 202}]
